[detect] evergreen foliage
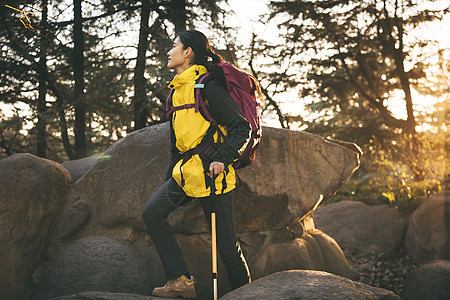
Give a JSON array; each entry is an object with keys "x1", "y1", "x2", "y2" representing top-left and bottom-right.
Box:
[
  {"x1": 258, "y1": 0, "x2": 449, "y2": 206},
  {"x1": 0, "y1": 0, "x2": 232, "y2": 160}
]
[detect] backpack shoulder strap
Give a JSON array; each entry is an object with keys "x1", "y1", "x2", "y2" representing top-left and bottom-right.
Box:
[
  {"x1": 194, "y1": 73, "x2": 217, "y2": 125},
  {"x1": 165, "y1": 89, "x2": 174, "y2": 112}
]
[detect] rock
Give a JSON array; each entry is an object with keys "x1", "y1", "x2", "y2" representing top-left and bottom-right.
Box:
[
  {"x1": 402, "y1": 260, "x2": 450, "y2": 300},
  {"x1": 248, "y1": 228, "x2": 354, "y2": 280},
  {"x1": 48, "y1": 291, "x2": 184, "y2": 299},
  {"x1": 326, "y1": 138, "x2": 363, "y2": 154},
  {"x1": 220, "y1": 270, "x2": 400, "y2": 299},
  {"x1": 32, "y1": 236, "x2": 164, "y2": 300},
  {"x1": 177, "y1": 233, "x2": 233, "y2": 298},
  {"x1": 56, "y1": 200, "x2": 91, "y2": 239},
  {"x1": 49, "y1": 292, "x2": 155, "y2": 299},
  {"x1": 174, "y1": 216, "x2": 354, "y2": 299},
  {"x1": 404, "y1": 193, "x2": 450, "y2": 264},
  {"x1": 314, "y1": 200, "x2": 407, "y2": 254},
  {"x1": 74, "y1": 123, "x2": 360, "y2": 233},
  {"x1": 61, "y1": 154, "x2": 103, "y2": 183},
  {"x1": 234, "y1": 127, "x2": 361, "y2": 231},
  {"x1": 0, "y1": 153, "x2": 71, "y2": 300},
  {"x1": 74, "y1": 123, "x2": 171, "y2": 229},
  {"x1": 167, "y1": 199, "x2": 210, "y2": 234}
]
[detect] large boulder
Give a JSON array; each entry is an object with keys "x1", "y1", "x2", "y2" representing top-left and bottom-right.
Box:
[
  {"x1": 176, "y1": 216, "x2": 354, "y2": 299},
  {"x1": 61, "y1": 154, "x2": 102, "y2": 183},
  {"x1": 49, "y1": 292, "x2": 155, "y2": 300},
  {"x1": 74, "y1": 123, "x2": 171, "y2": 229},
  {"x1": 248, "y1": 228, "x2": 354, "y2": 280},
  {"x1": 32, "y1": 236, "x2": 164, "y2": 300},
  {"x1": 74, "y1": 122, "x2": 361, "y2": 233},
  {"x1": 220, "y1": 270, "x2": 400, "y2": 299},
  {"x1": 234, "y1": 128, "x2": 361, "y2": 231},
  {"x1": 314, "y1": 200, "x2": 408, "y2": 255},
  {"x1": 55, "y1": 200, "x2": 91, "y2": 239},
  {"x1": 402, "y1": 260, "x2": 450, "y2": 300},
  {"x1": 0, "y1": 153, "x2": 71, "y2": 300},
  {"x1": 404, "y1": 193, "x2": 450, "y2": 264}
]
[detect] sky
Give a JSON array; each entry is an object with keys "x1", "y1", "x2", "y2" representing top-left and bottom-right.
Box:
[{"x1": 227, "y1": 0, "x2": 273, "y2": 45}]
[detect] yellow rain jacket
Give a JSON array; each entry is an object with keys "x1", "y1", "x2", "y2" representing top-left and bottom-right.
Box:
[{"x1": 168, "y1": 65, "x2": 236, "y2": 198}]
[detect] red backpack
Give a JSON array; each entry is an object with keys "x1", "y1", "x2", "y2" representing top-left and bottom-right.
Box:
[{"x1": 166, "y1": 62, "x2": 262, "y2": 169}]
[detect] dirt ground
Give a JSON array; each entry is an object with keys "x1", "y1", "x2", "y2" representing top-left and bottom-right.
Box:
[{"x1": 345, "y1": 249, "x2": 419, "y2": 297}]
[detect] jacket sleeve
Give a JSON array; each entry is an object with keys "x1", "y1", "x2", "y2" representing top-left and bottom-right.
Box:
[
  {"x1": 166, "y1": 120, "x2": 181, "y2": 180},
  {"x1": 204, "y1": 79, "x2": 251, "y2": 166}
]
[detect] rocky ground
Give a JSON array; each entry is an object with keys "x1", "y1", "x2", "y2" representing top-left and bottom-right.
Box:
[{"x1": 346, "y1": 249, "x2": 419, "y2": 297}]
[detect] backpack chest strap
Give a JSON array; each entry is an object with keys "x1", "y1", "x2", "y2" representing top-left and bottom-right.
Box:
[
  {"x1": 166, "y1": 103, "x2": 196, "y2": 117},
  {"x1": 165, "y1": 84, "x2": 205, "y2": 118}
]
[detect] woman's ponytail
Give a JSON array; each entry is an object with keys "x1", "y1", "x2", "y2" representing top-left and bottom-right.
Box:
[{"x1": 207, "y1": 50, "x2": 223, "y2": 65}]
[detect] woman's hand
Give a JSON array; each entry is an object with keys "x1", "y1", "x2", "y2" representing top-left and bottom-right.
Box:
[{"x1": 207, "y1": 161, "x2": 225, "y2": 177}]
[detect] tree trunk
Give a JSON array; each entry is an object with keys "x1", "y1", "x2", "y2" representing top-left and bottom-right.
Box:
[
  {"x1": 37, "y1": 0, "x2": 48, "y2": 158},
  {"x1": 56, "y1": 95, "x2": 76, "y2": 160},
  {"x1": 73, "y1": 0, "x2": 87, "y2": 158},
  {"x1": 381, "y1": 3, "x2": 423, "y2": 179},
  {"x1": 170, "y1": 0, "x2": 186, "y2": 33},
  {"x1": 45, "y1": 73, "x2": 76, "y2": 159},
  {"x1": 133, "y1": 0, "x2": 151, "y2": 130},
  {"x1": 379, "y1": 0, "x2": 417, "y2": 137}
]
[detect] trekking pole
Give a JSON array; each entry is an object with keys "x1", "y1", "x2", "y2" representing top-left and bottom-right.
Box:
[{"x1": 210, "y1": 174, "x2": 218, "y2": 300}]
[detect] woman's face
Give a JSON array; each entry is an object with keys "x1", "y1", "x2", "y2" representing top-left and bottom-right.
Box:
[{"x1": 167, "y1": 37, "x2": 192, "y2": 73}]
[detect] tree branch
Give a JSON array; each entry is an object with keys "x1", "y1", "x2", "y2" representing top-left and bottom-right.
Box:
[
  {"x1": 339, "y1": 55, "x2": 406, "y2": 129},
  {"x1": 249, "y1": 33, "x2": 287, "y2": 128}
]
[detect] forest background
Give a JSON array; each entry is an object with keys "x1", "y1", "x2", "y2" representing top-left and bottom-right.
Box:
[{"x1": 0, "y1": 0, "x2": 448, "y2": 212}]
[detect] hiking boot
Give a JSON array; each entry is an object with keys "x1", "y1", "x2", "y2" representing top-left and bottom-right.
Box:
[{"x1": 152, "y1": 274, "x2": 196, "y2": 299}]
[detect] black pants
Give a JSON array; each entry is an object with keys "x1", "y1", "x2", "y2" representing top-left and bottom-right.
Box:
[{"x1": 142, "y1": 178, "x2": 251, "y2": 290}]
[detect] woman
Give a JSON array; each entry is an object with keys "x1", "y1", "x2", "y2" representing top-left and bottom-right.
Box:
[{"x1": 142, "y1": 30, "x2": 251, "y2": 299}]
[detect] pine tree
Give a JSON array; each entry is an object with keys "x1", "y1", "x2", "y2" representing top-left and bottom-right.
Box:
[{"x1": 267, "y1": 0, "x2": 448, "y2": 179}]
